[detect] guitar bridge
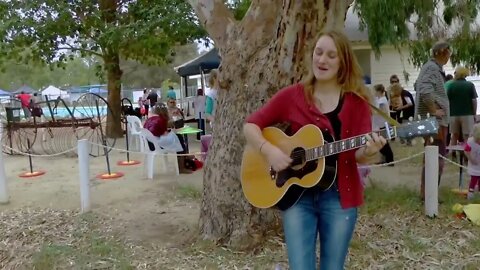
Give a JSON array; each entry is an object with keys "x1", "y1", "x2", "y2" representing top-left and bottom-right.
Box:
[{"x1": 269, "y1": 167, "x2": 277, "y2": 180}]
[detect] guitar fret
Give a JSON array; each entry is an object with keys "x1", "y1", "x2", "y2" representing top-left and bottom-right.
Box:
[{"x1": 305, "y1": 126, "x2": 402, "y2": 162}]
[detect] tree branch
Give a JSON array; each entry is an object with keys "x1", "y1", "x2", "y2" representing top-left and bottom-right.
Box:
[
  {"x1": 56, "y1": 44, "x2": 103, "y2": 58},
  {"x1": 188, "y1": 0, "x2": 236, "y2": 49},
  {"x1": 238, "y1": 0, "x2": 283, "y2": 48},
  {"x1": 325, "y1": 0, "x2": 354, "y2": 32}
]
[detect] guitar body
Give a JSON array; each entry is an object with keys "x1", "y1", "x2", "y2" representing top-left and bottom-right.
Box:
[
  {"x1": 240, "y1": 124, "x2": 337, "y2": 210},
  {"x1": 241, "y1": 117, "x2": 439, "y2": 211}
]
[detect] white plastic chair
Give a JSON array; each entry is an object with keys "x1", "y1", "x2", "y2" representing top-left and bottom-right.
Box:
[
  {"x1": 139, "y1": 128, "x2": 180, "y2": 179},
  {"x1": 126, "y1": 115, "x2": 143, "y2": 151}
]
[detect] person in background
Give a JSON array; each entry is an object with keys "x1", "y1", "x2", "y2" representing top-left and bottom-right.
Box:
[
  {"x1": 194, "y1": 88, "x2": 206, "y2": 140},
  {"x1": 30, "y1": 92, "x2": 43, "y2": 118},
  {"x1": 200, "y1": 70, "x2": 219, "y2": 162},
  {"x1": 143, "y1": 104, "x2": 192, "y2": 174},
  {"x1": 244, "y1": 30, "x2": 385, "y2": 269},
  {"x1": 444, "y1": 73, "x2": 455, "y2": 147},
  {"x1": 16, "y1": 91, "x2": 32, "y2": 119},
  {"x1": 141, "y1": 89, "x2": 150, "y2": 118},
  {"x1": 414, "y1": 41, "x2": 451, "y2": 201},
  {"x1": 167, "y1": 86, "x2": 176, "y2": 100},
  {"x1": 446, "y1": 66, "x2": 477, "y2": 148},
  {"x1": 205, "y1": 69, "x2": 219, "y2": 128},
  {"x1": 464, "y1": 123, "x2": 480, "y2": 200},
  {"x1": 390, "y1": 80, "x2": 415, "y2": 145},
  {"x1": 444, "y1": 73, "x2": 454, "y2": 90},
  {"x1": 388, "y1": 74, "x2": 400, "y2": 96},
  {"x1": 147, "y1": 89, "x2": 159, "y2": 107},
  {"x1": 373, "y1": 84, "x2": 394, "y2": 165},
  {"x1": 388, "y1": 79, "x2": 403, "y2": 123}
]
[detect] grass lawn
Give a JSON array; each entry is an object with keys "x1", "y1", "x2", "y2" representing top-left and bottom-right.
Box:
[{"x1": 1, "y1": 185, "x2": 480, "y2": 269}]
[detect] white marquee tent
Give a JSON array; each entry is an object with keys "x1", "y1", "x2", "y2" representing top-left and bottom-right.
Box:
[{"x1": 41, "y1": 85, "x2": 69, "y2": 100}]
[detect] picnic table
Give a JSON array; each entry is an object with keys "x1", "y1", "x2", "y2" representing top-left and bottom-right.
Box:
[
  {"x1": 446, "y1": 144, "x2": 466, "y2": 190},
  {"x1": 175, "y1": 125, "x2": 203, "y2": 153}
]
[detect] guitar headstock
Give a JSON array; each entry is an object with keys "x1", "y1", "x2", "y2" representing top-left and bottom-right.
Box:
[{"x1": 396, "y1": 117, "x2": 439, "y2": 139}]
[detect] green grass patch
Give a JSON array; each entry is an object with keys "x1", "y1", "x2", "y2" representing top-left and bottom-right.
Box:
[
  {"x1": 176, "y1": 184, "x2": 202, "y2": 200},
  {"x1": 31, "y1": 233, "x2": 133, "y2": 270},
  {"x1": 362, "y1": 185, "x2": 421, "y2": 214},
  {"x1": 31, "y1": 244, "x2": 73, "y2": 270}
]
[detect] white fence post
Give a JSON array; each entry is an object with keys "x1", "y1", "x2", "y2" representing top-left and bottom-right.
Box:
[
  {"x1": 0, "y1": 124, "x2": 9, "y2": 204},
  {"x1": 425, "y1": 145, "x2": 439, "y2": 217},
  {"x1": 78, "y1": 139, "x2": 91, "y2": 213}
]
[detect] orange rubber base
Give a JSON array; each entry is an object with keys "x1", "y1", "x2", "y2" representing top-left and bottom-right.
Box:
[
  {"x1": 19, "y1": 171, "x2": 46, "y2": 178},
  {"x1": 451, "y1": 188, "x2": 469, "y2": 197},
  {"x1": 96, "y1": 172, "x2": 124, "y2": 180},
  {"x1": 117, "y1": 160, "x2": 141, "y2": 166}
]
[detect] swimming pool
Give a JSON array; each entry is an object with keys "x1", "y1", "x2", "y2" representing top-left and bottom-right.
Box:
[{"x1": 41, "y1": 106, "x2": 108, "y2": 118}]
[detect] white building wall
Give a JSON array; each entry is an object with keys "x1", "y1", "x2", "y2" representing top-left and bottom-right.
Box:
[{"x1": 354, "y1": 44, "x2": 455, "y2": 91}]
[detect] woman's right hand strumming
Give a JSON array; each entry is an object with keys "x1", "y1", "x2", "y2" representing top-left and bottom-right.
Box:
[{"x1": 261, "y1": 143, "x2": 293, "y2": 172}]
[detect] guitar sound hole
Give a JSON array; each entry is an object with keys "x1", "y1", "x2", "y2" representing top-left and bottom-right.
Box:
[{"x1": 290, "y1": 147, "x2": 305, "y2": 167}]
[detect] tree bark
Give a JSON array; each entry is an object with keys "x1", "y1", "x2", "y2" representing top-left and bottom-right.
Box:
[
  {"x1": 190, "y1": 0, "x2": 352, "y2": 248},
  {"x1": 100, "y1": 0, "x2": 123, "y2": 138},
  {"x1": 104, "y1": 54, "x2": 123, "y2": 138}
]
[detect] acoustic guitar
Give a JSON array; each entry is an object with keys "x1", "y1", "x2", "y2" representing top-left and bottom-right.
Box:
[{"x1": 240, "y1": 117, "x2": 439, "y2": 210}]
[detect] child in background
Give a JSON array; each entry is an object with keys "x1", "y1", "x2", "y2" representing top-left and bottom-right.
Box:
[
  {"x1": 464, "y1": 123, "x2": 480, "y2": 199},
  {"x1": 389, "y1": 83, "x2": 403, "y2": 113}
]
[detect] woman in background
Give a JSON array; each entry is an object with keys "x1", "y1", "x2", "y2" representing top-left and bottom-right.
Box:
[
  {"x1": 373, "y1": 84, "x2": 394, "y2": 165},
  {"x1": 144, "y1": 104, "x2": 192, "y2": 174}
]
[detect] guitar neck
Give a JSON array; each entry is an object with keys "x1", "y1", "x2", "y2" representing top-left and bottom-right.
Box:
[{"x1": 305, "y1": 128, "x2": 396, "y2": 161}]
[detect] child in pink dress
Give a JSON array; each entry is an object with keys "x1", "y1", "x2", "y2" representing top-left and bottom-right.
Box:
[{"x1": 464, "y1": 123, "x2": 480, "y2": 199}]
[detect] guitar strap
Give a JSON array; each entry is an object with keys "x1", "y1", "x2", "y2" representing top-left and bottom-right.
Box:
[{"x1": 353, "y1": 92, "x2": 401, "y2": 127}]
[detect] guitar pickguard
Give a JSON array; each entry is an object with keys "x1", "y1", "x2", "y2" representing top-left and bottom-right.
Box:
[
  {"x1": 274, "y1": 133, "x2": 338, "y2": 211},
  {"x1": 275, "y1": 160, "x2": 319, "y2": 188}
]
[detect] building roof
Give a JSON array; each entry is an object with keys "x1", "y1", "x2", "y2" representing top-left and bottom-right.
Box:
[{"x1": 174, "y1": 48, "x2": 221, "y2": 77}]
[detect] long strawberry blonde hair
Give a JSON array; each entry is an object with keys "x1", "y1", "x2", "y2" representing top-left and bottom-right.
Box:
[{"x1": 302, "y1": 29, "x2": 372, "y2": 104}]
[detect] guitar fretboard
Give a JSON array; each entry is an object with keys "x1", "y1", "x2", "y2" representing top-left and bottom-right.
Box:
[{"x1": 304, "y1": 128, "x2": 396, "y2": 161}]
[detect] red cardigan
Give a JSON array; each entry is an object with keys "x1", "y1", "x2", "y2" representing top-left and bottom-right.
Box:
[
  {"x1": 143, "y1": 115, "x2": 168, "y2": 137},
  {"x1": 245, "y1": 83, "x2": 372, "y2": 209}
]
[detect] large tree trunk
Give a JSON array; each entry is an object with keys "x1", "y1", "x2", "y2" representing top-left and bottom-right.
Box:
[
  {"x1": 100, "y1": 0, "x2": 123, "y2": 138},
  {"x1": 105, "y1": 54, "x2": 123, "y2": 138},
  {"x1": 190, "y1": 0, "x2": 352, "y2": 248}
]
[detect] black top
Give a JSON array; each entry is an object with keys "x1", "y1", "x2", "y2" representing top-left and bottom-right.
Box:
[
  {"x1": 400, "y1": 89, "x2": 415, "y2": 120},
  {"x1": 324, "y1": 97, "x2": 343, "y2": 141},
  {"x1": 147, "y1": 92, "x2": 159, "y2": 106}
]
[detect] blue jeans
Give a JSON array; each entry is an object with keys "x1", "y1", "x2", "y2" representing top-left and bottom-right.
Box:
[{"x1": 281, "y1": 187, "x2": 357, "y2": 270}]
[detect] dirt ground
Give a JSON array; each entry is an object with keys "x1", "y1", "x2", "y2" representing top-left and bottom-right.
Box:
[{"x1": 0, "y1": 136, "x2": 465, "y2": 249}]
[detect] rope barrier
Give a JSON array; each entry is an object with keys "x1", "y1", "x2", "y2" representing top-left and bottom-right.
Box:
[
  {"x1": 439, "y1": 155, "x2": 468, "y2": 170},
  {"x1": 1, "y1": 141, "x2": 206, "y2": 158},
  {"x1": 359, "y1": 151, "x2": 425, "y2": 169},
  {"x1": 2, "y1": 144, "x2": 78, "y2": 157},
  {"x1": 87, "y1": 142, "x2": 206, "y2": 157}
]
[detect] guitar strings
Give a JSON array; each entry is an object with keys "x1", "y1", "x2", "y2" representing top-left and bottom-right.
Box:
[{"x1": 287, "y1": 130, "x2": 388, "y2": 160}]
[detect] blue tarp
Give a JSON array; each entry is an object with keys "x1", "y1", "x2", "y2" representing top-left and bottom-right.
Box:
[
  {"x1": 0, "y1": 89, "x2": 11, "y2": 96},
  {"x1": 175, "y1": 48, "x2": 220, "y2": 77},
  {"x1": 12, "y1": 85, "x2": 35, "y2": 94},
  {"x1": 89, "y1": 87, "x2": 107, "y2": 94}
]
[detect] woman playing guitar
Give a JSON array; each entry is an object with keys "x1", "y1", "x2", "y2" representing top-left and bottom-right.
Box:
[{"x1": 243, "y1": 30, "x2": 386, "y2": 269}]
